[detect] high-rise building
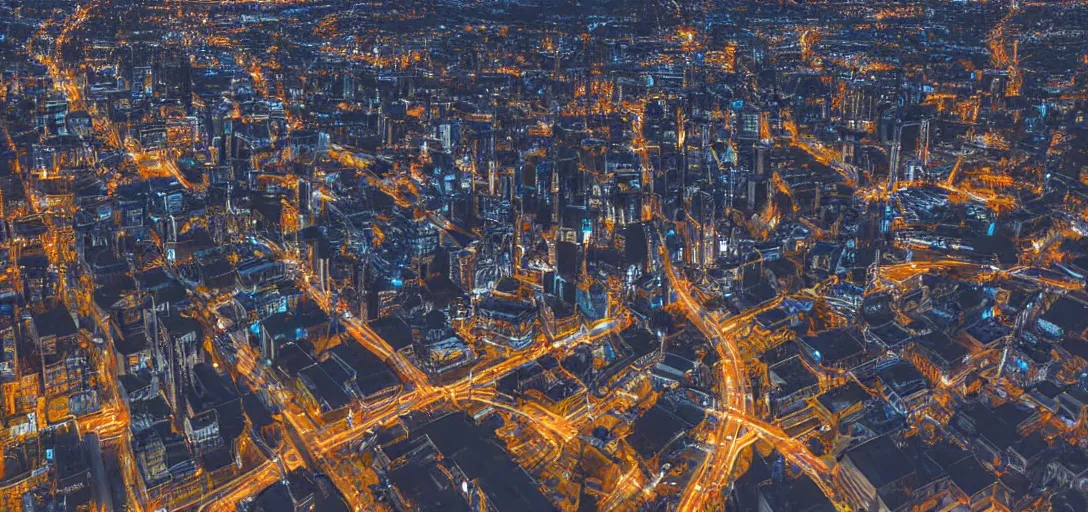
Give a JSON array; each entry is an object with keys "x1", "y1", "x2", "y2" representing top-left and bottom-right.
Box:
[{"x1": 888, "y1": 138, "x2": 902, "y2": 190}]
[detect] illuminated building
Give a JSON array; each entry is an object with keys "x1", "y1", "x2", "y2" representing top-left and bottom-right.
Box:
[
  {"x1": 798, "y1": 329, "x2": 872, "y2": 376},
  {"x1": 417, "y1": 332, "x2": 474, "y2": 376},
  {"x1": 765, "y1": 355, "x2": 820, "y2": 417},
  {"x1": 812, "y1": 381, "x2": 868, "y2": 430},
  {"x1": 576, "y1": 280, "x2": 610, "y2": 323},
  {"x1": 836, "y1": 435, "x2": 920, "y2": 512},
  {"x1": 539, "y1": 294, "x2": 579, "y2": 340},
  {"x1": 405, "y1": 219, "x2": 439, "y2": 259},
  {"x1": 247, "y1": 469, "x2": 349, "y2": 511},
  {"x1": 906, "y1": 330, "x2": 971, "y2": 388},
  {"x1": 116, "y1": 317, "x2": 152, "y2": 375},
  {"x1": 401, "y1": 414, "x2": 545, "y2": 507},
  {"x1": 138, "y1": 123, "x2": 167, "y2": 151},
  {"x1": 258, "y1": 309, "x2": 329, "y2": 364},
  {"x1": 25, "y1": 305, "x2": 78, "y2": 359},
  {"x1": 874, "y1": 360, "x2": 930, "y2": 420},
  {"x1": 0, "y1": 318, "x2": 18, "y2": 383},
  {"x1": 158, "y1": 314, "x2": 205, "y2": 412},
  {"x1": 757, "y1": 475, "x2": 837, "y2": 512},
  {"x1": 295, "y1": 359, "x2": 354, "y2": 418},
  {"x1": 1036, "y1": 297, "x2": 1088, "y2": 340},
  {"x1": 327, "y1": 340, "x2": 402, "y2": 403},
  {"x1": 475, "y1": 296, "x2": 537, "y2": 349},
  {"x1": 45, "y1": 422, "x2": 92, "y2": 509},
  {"x1": 651, "y1": 338, "x2": 704, "y2": 390},
  {"x1": 840, "y1": 80, "x2": 877, "y2": 131},
  {"x1": 182, "y1": 363, "x2": 245, "y2": 476},
  {"x1": 949, "y1": 402, "x2": 1039, "y2": 474},
  {"x1": 626, "y1": 396, "x2": 705, "y2": 470},
  {"x1": 38, "y1": 94, "x2": 69, "y2": 136},
  {"x1": 685, "y1": 190, "x2": 717, "y2": 268}
]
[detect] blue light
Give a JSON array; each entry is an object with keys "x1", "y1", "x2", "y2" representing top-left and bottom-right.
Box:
[
  {"x1": 1016, "y1": 359, "x2": 1029, "y2": 371},
  {"x1": 813, "y1": 350, "x2": 822, "y2": 362},
  {"x1": 249, "y1": 322, "x2": 260, "y2": 335},
  {"x1": 392, "y1": 278, "x2": 403, "y2": 287},
  {"x1": 295, "y1": 327, "x2": 306, "y2": 340},
  {"x1": 987, "y1": 222, "x2": 996, "y2": 236}
]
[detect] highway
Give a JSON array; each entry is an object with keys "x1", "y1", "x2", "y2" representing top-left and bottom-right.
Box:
[
  {"x1": 660, "y1": 234, "x2": 759, "y2": 512},
  {"x1": 208, "y1": 234, "x2": 631, "y2": 510},
  {"x1": 630, "y1": 109, "x2": 772, "y2": 510},
  {"x1": 657, "y1": 224, "x2": 848, "y2": 511},
  {"x1": 304, "y1": 281, "x2": 435, "y2": 391},
  {"x1": 782, "y1": 109, "x2": 859, "y2": 187},
  {"x1": 245, "y1": 224, "x2": 1038, "y2": 511},
  {"x1": 314, "y1": 316, "x2": 626, "y2": 456},
  {"x1": 328, "y1": 144, "x2": 477, "y2": 244},
  {"x1": 301, "y1": 318, "x2": 627, "y2": 511}
]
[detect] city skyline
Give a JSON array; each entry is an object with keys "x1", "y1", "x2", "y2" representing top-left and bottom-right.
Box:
[{"x1": 0, "y1": 1, "x2": 1086, "y2": 511}]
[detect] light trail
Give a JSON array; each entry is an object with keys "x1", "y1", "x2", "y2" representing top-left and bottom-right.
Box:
[
  {"x1": 658, "y1": 222, "x2": 851, "y2": 510},
  {"x1": 661, "y1": 234, "x2": 757, "y2": 511},
  {"x1": 314, "y1": 317, "x2": 627, "y2": 456},
  {"x1": 782, "y1": 109, "x2": 858, "y2": 187}
]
